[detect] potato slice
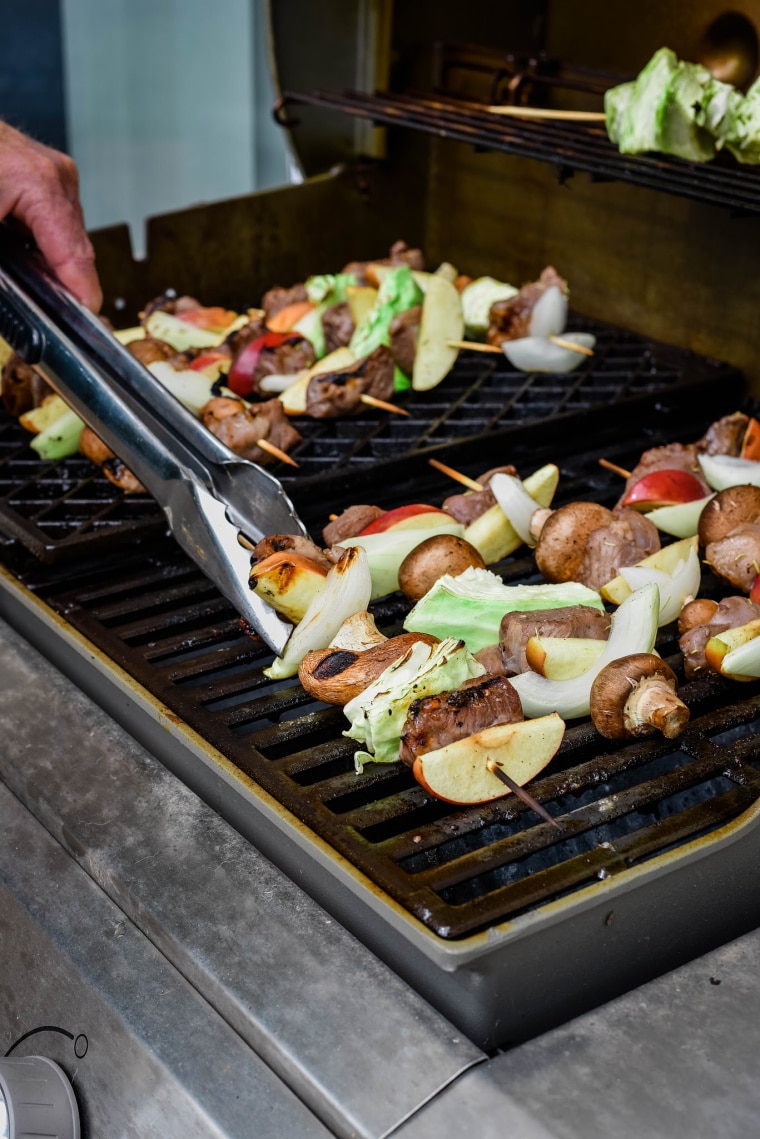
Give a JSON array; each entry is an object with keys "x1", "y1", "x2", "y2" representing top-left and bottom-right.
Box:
[
  {"x1": 600, "y1": 536, "x2": 698, "y2": 605},
  {"x1": 525, "y1": 636, "x2": 607, "y2": 680},
  {"x1": 412, "y1": 274, "x2": 464, "y2": 392},
  {"x1": 412, "y1": 714, "x2": 565, "y2": 804}
]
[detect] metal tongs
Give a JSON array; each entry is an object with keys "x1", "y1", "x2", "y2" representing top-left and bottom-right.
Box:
[{"x1": 0, "y1": 226, "x2": 306, "y2": 655}]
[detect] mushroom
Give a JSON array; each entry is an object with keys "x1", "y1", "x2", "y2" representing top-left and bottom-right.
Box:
[
  {"x1": 299, "y1": 632, "x2": 439, "y2": 705},
  {"x1": 678, "y1": 597, "x2": 719, "y2": 636},
  {"x1": 397, "y1": 534, "x2": 485, "y2": 602},
  {"x1": 535, "y1": 502, "x2": 613, "y2": 583},
  {"x1": 589, "y1": 653, "x2": 690, "y2": 740},
  {"x1": 698, "y1": 485, "x2": 760, "y2": 547}
]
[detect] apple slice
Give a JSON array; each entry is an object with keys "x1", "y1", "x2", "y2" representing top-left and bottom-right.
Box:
[
  {"x1": 525, "y1": 636, "x2": 607, "y2": 680},
  {"x1": 345, "y1": 285, "x2": 378, "y2": 327},
  {"x1": 620, "y1": 468, "x2": 706, "y2": 510},
  {"x1": 279, "y1": 347, "x2": 356, "y2": 415},
  {"x1": 19, "y1": 393, "x2": 71, "y2": 435},
  {"x1": 412, "y1": 274, "x2": 464, "y2": 391},
  {"x1": 601, "y1": 536, "x2": 698, "y2": 605},
  {"x1": 359, "y1": 504, "x2": 453, "y2": 536},
  {"x1": 644, "y1": 494, "x2": 713, "y2": 538},
  {"x1": 412, "y1": 713, "x2": 565, "y2": 804},
  {"x1": 705, "y1": 618, "x2": 760, "y2": 680},
  {"x1": 249, "y1": 552, "x2": 329, "y2": 624},
  {"x1": 463, "y1": 463, "x2": 560, "y2": 564}
]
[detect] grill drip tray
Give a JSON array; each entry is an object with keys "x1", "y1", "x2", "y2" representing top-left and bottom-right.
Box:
[{"x1": 5, "y1": 403, "x2": 760, "y2": 1049}]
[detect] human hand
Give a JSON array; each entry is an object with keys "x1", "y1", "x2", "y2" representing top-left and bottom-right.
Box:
[{"x1": 0, "y1": 121, "x2": 102, "y2": 312}]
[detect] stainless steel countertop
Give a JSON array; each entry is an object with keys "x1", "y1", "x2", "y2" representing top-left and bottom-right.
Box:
[{"x1": 3, "y1": 614, "x2": 760, "y2": 1139}]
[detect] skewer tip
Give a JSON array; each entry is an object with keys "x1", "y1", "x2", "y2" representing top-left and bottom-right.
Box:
[
  {"x1": 360, "y1": 394, "x2": 410, "y2": 416},
  {"x1": 258, "y1": 438, "x2": 299, "y2": 467}
]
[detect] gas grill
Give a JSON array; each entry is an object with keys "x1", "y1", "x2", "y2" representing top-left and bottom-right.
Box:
[{"x1": 5, "y1": 3, "x2": 760, "y2": 1135}]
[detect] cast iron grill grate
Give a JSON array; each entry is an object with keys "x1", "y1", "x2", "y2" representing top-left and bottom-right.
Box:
[
  {"x1": 281, "y1": 88, "x2": 760, "y2": 216},
  {"x1": 17, "y1": 417, "x2": 760, "y2": 941},
  {"x1": 0, "y1": 316, "x2": 740, "y2": 561}
]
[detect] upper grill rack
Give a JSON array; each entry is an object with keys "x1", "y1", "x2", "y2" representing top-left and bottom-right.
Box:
[
  {"x1": 0, "y1": 315, "x2": 740, "y2": 561},
  {"x1": 16, "y1": 407, "x2": 760, "y2": 941},
  {"x1": 280, "y1": 87, "x2": 760, "y2": 216}
]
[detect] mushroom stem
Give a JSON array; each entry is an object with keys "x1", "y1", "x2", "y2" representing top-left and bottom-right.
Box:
[
  {"x1": 529, "y1": 506, "x2": 554, "y2": 543},
  {"x1": 624, "y1": 676, "x2": 690, "y2": 739}
]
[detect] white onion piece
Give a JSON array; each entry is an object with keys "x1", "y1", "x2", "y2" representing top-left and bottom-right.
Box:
[
  {"x1": 619, "y1": 547, "x2": 701, "y2": 627},
  {"x1": 265, "y1": 546, "x2": 372, "y2": 680},
  {"x1": 528, "y1": 285, "x2": 568, "y2": 338},
  {"x1": 510, "y1": 582, "x2": 659, "y2": 720},
  {"x1": 258, "y1": 371, "x2": 308, "y2": 393},
  {"x1": 721, "y1": 632, "x2": 760, "y2": 679},
  {"x1": 502, "y1": 333, "x2": 596, "y2": 374},
  {"x1": 698, "y1": 453, "x2": 760, "y2": 491},
  {"x1": 489, "y1": 473, "x2": 543, "y2": 546}
]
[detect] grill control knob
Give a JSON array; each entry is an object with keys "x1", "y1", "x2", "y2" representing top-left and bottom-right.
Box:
[{"x1": 0, "y1": 1056, "x2": 80, "y2": 1139}]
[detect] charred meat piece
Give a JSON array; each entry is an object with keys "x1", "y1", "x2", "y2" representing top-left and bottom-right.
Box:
[
  {"x1": 79, "y1": 427, "x2": 145, "y2": 494},
  {"x1": 398, "y1": 675, "x2": 523, "y2": 766},
  {"x1": 140, "y1": 292, "x2": 202, "y2": 323},
  {"x1": 250, "y1": 533, "x2": 333, "y2": 572},
  {"x1": 697, "y1": 412, "x2": 750, "y2": 456},
  {"x1": 680, "y1": 595, "x2": 760, "y2": 677},
  {"x1": 342, "y1": 240, "x2": 425, "y2": 287},
  {"x1": 473, "y1": 643, "x2": 509, "y2": 677},
  {"x1": 615, "y1": 443, "x2": 709, "y2": 508},
  {"x1": 322, "y1": 303, "x2": 355, "y2": 354},
  {"x1": 499, "y1": 605, "x2": 611, "y2": 676},
  {"x1": 322, "y1": 504, "x2": 385, "y2": 546},
  {"x1": 705, "y1": 523, "x2": 760, "y2": 592},
  {"x1": 249, "y1": 335, "x2": 315, "y2": 396},
  {"x1": 486, "y1": 266, "x2": 568, "y2": 346},
  {"x1": 577, "y1": 510, "x2": 661, "y2": 591},
  {"x1": 1, "y1": 353, "x2": 52, "y2": 416},
  {"x1": 201, "y1": 397, "x2": 302, "y2": 465},
  {"x1": 262, "y1": 283, "x2": 308, "y2": 323},
  {"x1": 222, "y1": 315, "x2": 267, "y2": 358},
  {"x1": 306, "y1": 345, "x2": 395, "y2": 418},
  {"x1": 127, "y1": 336, "x2": 176, "y2": 367},
  {"x1": 389, "y1": 304, "x2": 422, "y2": 378},
  {"x1": 443, "y1": 465, "x2": 519, "y2": 526}
]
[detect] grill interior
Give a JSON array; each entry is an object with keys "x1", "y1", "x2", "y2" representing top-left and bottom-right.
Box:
[
  {"x1": 8, "y1": 388, "x2": 760, "y2": 941},
  {"x1": 0, "y1": 315, "x2": 740, "y2": 561}
]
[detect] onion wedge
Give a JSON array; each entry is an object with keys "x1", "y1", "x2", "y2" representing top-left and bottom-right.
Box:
[
  {"x1": 698, "y1": 453, "x2": 760, "y2": 491},
  {"x1": 489, "y1": 472, "x2": 544, "y2": 546},
  {"x1": 509, "y1": 582, "x2": 659, "y2": 720},
  {"x1": 502, "y1": 333, "x2": 596, "y2": 374},
  {"x1": 619, "y1": 546, "x2": 701, "y2": 627},
  {"x1": 528, "y1": 285, "x2": 568, "y2": 338},
  {"x1": 264, "y1": 546, "x2": 371, "y2": 680}
]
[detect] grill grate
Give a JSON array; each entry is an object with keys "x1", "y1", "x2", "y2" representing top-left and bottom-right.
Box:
[
  {"x1": 0, "y1": 315, "x2": 740, "y2": 561},
  {"x1": 15, "y1": 412, "x2": 760, "y2": 941},
  {"x1": 281, "y1": 88, "x2": 760, "y2": 216}
]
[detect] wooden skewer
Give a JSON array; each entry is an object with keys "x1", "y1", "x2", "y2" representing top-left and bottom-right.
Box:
[
  {"x1": 486, "y1": 106, "x2": 606, "y2": 122},
  {"x1": 237, "y1": 532, "x2": 256, "y2": 551},
  {"x1": 447, "y1": 339, "x2": 502, "y2": 354},
  {"x1": 360, "y1": 394, "x2": 410, "y2": 416},
  {"x1": 258, "y1": 438, "x2": 299, "y2": 467},
  {"x1": 598, "y1": 457, "x2": 631, "y2": 479},
  {"x1": 549, "y1": 335, "x2": 594, "y2": 357},
  {"x1": 428, "y1": 457, "x2": 484, "y2": 492},
  {"x1": 486, "y1": 759, "x2": 562, "y2": 829}
]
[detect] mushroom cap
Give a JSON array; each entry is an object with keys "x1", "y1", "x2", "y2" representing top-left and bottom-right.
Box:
[
  {"x1": 698, "y1": 485, "x2": 760, "y2": 547},
  {"x1": 398, "y1": 534, "x2": 486, "y2": 603},
  {"x1": 535, "y1": 501, "x2": 613, "y2": 583},
  {"x1": 589, "y1": 653, "x2": 679, "y2": 740},
  {"x1": 677, "y1": 596, "x2": 719, "y2": 636}
]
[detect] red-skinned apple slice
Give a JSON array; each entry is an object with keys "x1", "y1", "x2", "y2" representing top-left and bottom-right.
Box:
[
  {"x1": 412, "y1": 713, "x2": 565, "y2": 804},
  {"x1": 359, "y1": 504, "x2": 453, "y2": 535},
  {"x1": 704, "y1": 618, "x2": 760, "y2": 680},
  {"x1": 620, "y1": 469, "x2": 706, "y2": 511}
]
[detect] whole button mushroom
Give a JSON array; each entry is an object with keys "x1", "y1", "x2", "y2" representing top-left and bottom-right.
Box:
[
  {"x1": 397, "y1": 534, "x2": 486, "y2": 603},
  {"x1": 535, "y1": 502, "x2": 614, "y2": 583},
  {"x1": 589, "y1": 653, "x2": 690, "y2": 740}
]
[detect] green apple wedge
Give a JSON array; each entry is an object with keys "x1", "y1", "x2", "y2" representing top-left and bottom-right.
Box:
[
  {"x1": 525, "y1": 635, "x2": 607, "y2": 680},
  {"x1": 644, "y1": 494, "x2": 714, "y2": 538},
  {"x1": 412, "y1": 713, "x2": 565, "y2": 804},
  {"x1": 463, "y1": 463, "x2": 560, "y2": 564},
  {"x1": 412, "y1": 274, "x2": 464, "y2": 392},
  {"x1": 705, "y1": 618, "x2": 760, "y2": 680}
]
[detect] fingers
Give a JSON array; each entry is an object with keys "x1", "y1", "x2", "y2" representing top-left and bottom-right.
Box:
[{"x1": 0, "y1": 122, "x2": 103, "y2": 312}]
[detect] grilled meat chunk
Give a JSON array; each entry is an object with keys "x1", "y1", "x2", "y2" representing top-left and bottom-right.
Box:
[
  {"x1": 398, "y1": 675, "x2": 523, "y2": 766},
  {"x1": 222, "y1": 315, "x2": 266, "y2": 358},
  {"x1": 250, "y1": 533, "x2": 333, "y2": 571},
  {"x1": 322, "y1": 504, "x2": 385, "y2": 546},
  {"x1": 577, "y1": 510, "x2": 660, "y2": 591},
  {"x1": 473, "y1": 643, "x2": 510, "y2": 677},
  {"x1": 262, "y1": 283, "x2": 308, "y2": 322},
  {"x1": 680, "y1": 595, "x2": 760, "y2": 677},
  {"x1": 127, "y1": 336, "x2": 176, "y2": 367},
  {"x1": 499, "y1": 605, "x2": 611, "y2": 676},
  {"x1": 306, "y1": 345, "x2": 395, "y2": 418},
  {"x1": 322, "y1": 303, "x2": 355, "y2": 354},
  {"x1": 140, "y1": 292, "x2": 201, "y2": 322},
  {"x1": 250, "y1": 335, "x2": 315, "y2": 395},
  {"x1": 389, "y1": 304, "x2": 422, "y2": 378},
  {"x1": 201, "y1": 397, "x2": 302, "y2": 465},
  {"x1": 486, "y1": 266, "x2": 568, "y2": 346},
  {"x1": 698, "y1": 412, "x2": 750, "y2": 456},
  {"x1": 705, "y1": 523, "x2": 760, "y2": 592},
  {"x1": 342, "y1": 240, "x2": 425, "y2": 287},
  {"x1": 442, "y1": 465, "x2": 519, "y2": 526},
  {"x1": 1, "y1": 353, "x2": 51, "y2": 416},
  {"x1": 615, "y1": 443, "x2": 709, "y2": 508},
  {"x1": 79, "y1": 427, "x2": 145, "y2": 494}
]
